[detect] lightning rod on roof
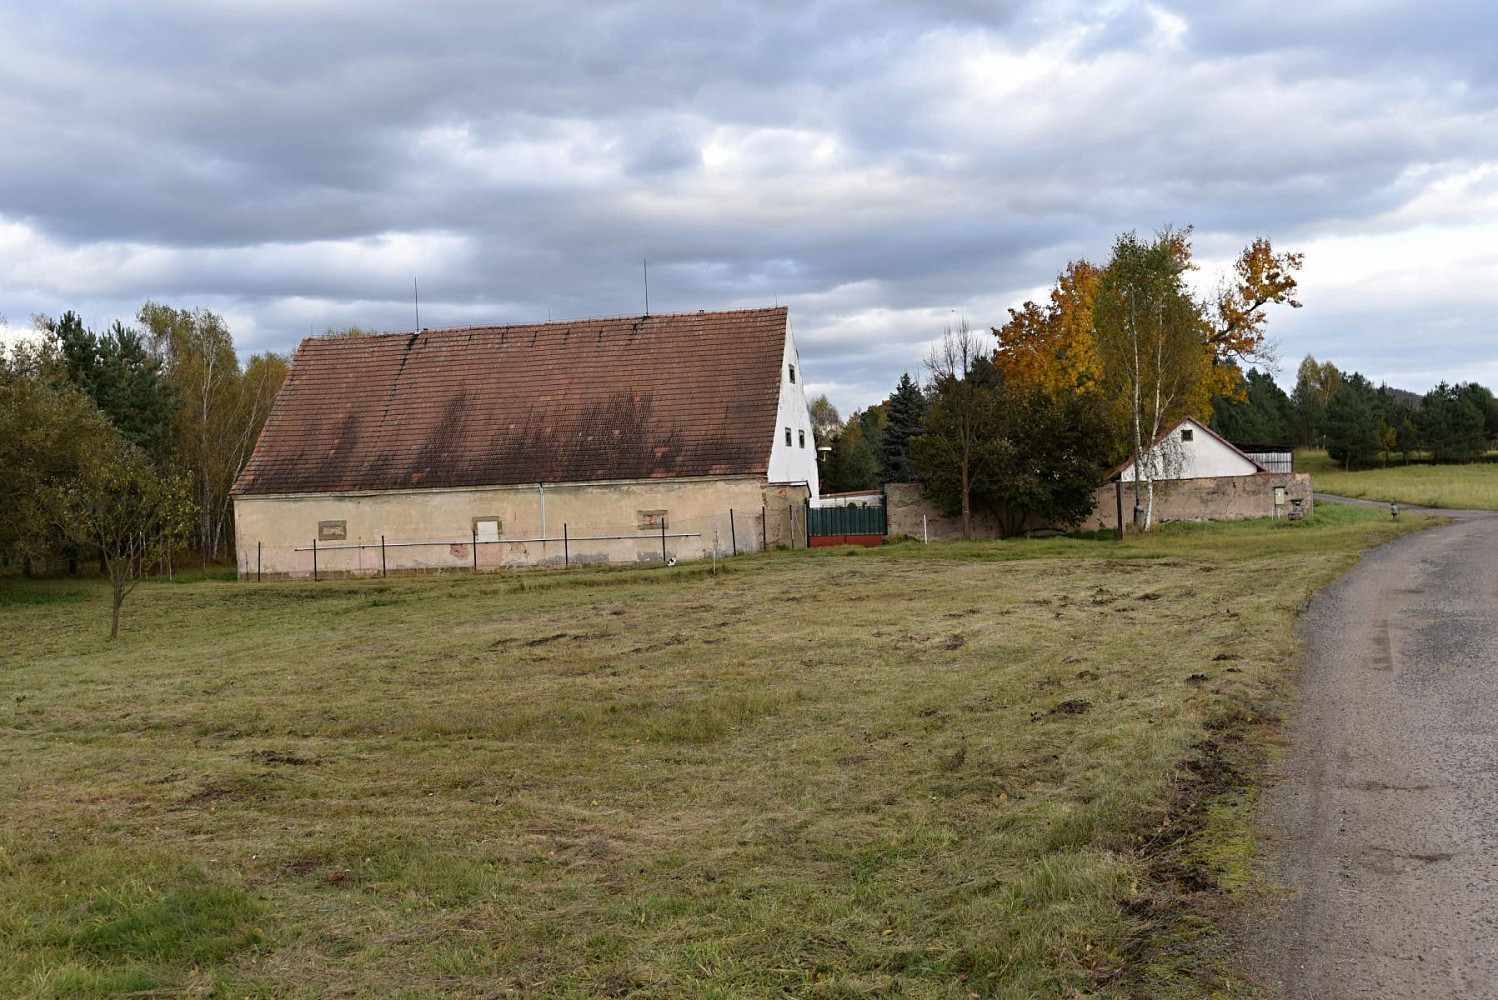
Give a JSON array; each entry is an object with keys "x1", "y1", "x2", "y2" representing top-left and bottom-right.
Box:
[{"x1": 643, "y1": 258, "x2": 650, "y2": 317}]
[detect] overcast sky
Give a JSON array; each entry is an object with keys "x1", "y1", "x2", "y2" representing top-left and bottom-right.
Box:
[{"x1": 2, "y1": 1, "x2": 1495, "y2": 413}]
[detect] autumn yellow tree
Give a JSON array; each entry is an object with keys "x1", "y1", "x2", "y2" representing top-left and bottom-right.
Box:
[
  {"x1": 993, "y1": 260, "x2": 1103, "y2": 395},
  {"x1": 1200, "y1": 236, "x2": 1304, "y2": 401},
  {"x1": 996, "y1": 232, "x2": 1302, "y2": 418}
]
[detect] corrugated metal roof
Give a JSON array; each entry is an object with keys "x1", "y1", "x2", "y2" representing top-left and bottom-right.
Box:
[{"x1": 231, "y1": 307, "x2": 787, "y2": 495}]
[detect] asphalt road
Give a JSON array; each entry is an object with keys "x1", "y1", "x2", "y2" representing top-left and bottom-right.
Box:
[{"x1": 1247, "y1": 499, "x2": 1498, "y2": 998}]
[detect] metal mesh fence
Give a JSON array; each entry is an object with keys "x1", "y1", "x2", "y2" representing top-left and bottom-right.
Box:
[{"x1": 236, "y1": 505, "x2": 810, "y2": 580}]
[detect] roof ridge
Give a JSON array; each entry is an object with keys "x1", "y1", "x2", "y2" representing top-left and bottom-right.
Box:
[{"x1": 299, "y1": 306, "x2": 787, "y2": 348}]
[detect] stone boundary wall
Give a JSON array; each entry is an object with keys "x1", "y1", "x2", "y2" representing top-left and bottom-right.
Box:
[
  {"x1": 885, "y1": 472, "x2": 1313, "y2": 540},
  {"x1": 1079, "y1": 472, "x2": 1313, "y2": 532}
]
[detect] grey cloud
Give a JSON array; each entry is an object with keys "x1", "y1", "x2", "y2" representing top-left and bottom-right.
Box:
[{"x1": 0, "y1": 0, "x2": 1495, "y2": 413}]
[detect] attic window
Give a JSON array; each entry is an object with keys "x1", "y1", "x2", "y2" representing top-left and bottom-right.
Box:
[
  {"x1": 318, "y1": 520, "x2": 346, "y2": 542},
  {"x1": 789, "y1": 364, "x2": 796, "y2": 383},
  {"x1": 799, "y1": 430, "x2": 806, "y2": 449},
  {"x1": 1180, "y1": 428, "x2": 1194, "y2": 442},
  {"x1": 785, "y1": 427, "x2": 792, "y2": 446}
]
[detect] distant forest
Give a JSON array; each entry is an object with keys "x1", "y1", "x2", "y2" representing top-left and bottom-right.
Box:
[
  {"x1": 818, "y1": 352, "x2": 1498, "y2": 495},
  {"x1": 1210, "y1": 356, "x2": 1498, "y2": 469}
]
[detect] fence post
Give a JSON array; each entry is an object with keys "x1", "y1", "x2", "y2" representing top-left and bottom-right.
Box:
[
  {"x1": 729, "y1": 509, "x2": 737, "y2": 556},
  {"x1": 381, "y1": 535, "x2": 387, "y2": 577},
  {"x1": 661, "y1": 518, "x2": 667, "y2": 564},
  {"x1": 564, "y1": 523, "x2": 569, "y2": 567},
  {"x1": 1115, "y1": 480, "x2": 1125, "y2": 541},
  {"x1": 312, "y1": 537, "x2": 318, "y2": 581},
  {"x1": 257, "y1": 541, "x2": 262, "y2": 582},
  {"x1": 473, "y1": 527, "x2": 478, "y2": 572},
  {"x1": 762, "y1": 505, "x2": 768, "y2": 551}
]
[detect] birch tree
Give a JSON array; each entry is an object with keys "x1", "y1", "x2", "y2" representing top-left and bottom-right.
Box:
[
  {"x1": 1093, "y1": 229, "x2": 1209, "y2": 529},
  {"x1": 136, "y1": 304, "x2": 288, "y2": 563}
]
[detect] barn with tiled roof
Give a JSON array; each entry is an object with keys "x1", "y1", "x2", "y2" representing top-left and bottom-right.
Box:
[{"x1": 231, "y1": 307, "x2": 819, "y2": 578}]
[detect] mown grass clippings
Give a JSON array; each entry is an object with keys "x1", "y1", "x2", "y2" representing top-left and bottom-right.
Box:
[{"x1": 0, "y1": 504, "x2": 1431, "y2": 999}]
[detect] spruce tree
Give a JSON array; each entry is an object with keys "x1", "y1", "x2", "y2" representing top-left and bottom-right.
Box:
[{"x1": 880, "y1": 373, "x2": 925, "y2": 483}]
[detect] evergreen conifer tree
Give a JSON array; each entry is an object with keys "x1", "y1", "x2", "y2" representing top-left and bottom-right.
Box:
[
  {"x1": 880, "y1": 373, "x2": 925, "y2": 483},
  {"x1": 1323, "y1": 384, "x2": 1380, "y2": 470}
]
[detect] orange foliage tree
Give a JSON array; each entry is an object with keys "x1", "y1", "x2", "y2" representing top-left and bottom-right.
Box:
[
  {"x1": 994, "y1": 232, "x2": 1303, "y2": 417},
  {"x1": 993, "y1": 261, "x2": 1103, "y2": 395}
]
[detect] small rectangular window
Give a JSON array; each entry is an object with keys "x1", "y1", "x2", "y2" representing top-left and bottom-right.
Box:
[
  {"x1": 1180, "y1": 428, "x2": 1194, "y2": 442},
  {"x1": 318, "y1": 520, "x2": 346, "y2": 541},
  {"x1": 637, "y1": 509, "x2": 668, "y2": 530},
  {"x1": 789, "y1": 364, "x2": 796, "y2": 383},
  {"x1": 785, "y1": 427, "x2": 792, "y2": 446},
  {"x1": 472, "y1": 517, "x2": 501, "y2": 542},
  {"x1": 799, "y1": 430, "x2": 806, "y2": 448}
]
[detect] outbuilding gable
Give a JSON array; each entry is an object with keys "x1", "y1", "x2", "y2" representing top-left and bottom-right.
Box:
[{"x1": 1115, "y1": 416, "x2": 1264, "y2": 482}]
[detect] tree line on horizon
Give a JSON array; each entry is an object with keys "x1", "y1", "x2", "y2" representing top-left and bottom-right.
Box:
[
  {"x1": 1210, "y1": 358, "x2": 1498, "y2": 470},
  {"x1": 1, "y1": 305, "x2": 287, "y2": 634}
]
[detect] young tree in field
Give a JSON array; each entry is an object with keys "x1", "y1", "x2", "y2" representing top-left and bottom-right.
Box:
[
  {"x1": 881, "y1": 373, "x2": 926, "y2": 483},
  {"x1": 49, "y1": 441, "x2": 196, "y2": 638},
  {"x1": 1093, "y1": 229, "x2": 1209, "y2": 529},
  {"x1": 1323, "y1": 383, "x2": 1380, "y2": 470},
  {"x1": 910, "y1": 321, "x2": 1001, "y2": 539}
]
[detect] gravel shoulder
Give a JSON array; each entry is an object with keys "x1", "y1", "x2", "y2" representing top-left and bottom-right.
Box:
[{"x1": 1246, "y1": 502, "x2": 1498, "y2": 998}]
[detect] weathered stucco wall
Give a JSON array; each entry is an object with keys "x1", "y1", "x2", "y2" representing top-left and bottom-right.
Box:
[
  {"x1": 1079, "y1": 472, "x2": 1313, "y2": 531},
  {"x1": 762, "y1": 482, "x2": 812, "y2": 548},
  {"x1": 233, "y1": 476, "x2": 778, "y2": 579},
  {"x1": 886, "y1": 473, "x2": 1314, "y2": 540}
]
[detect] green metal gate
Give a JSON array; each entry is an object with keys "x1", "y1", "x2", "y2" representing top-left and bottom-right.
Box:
[{"x1": 807, "y1": 503, "x2": 887, "y2": 538}]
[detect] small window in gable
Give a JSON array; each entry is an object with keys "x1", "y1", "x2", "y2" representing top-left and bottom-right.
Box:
[
  {"x1": 789, "y1": 364, "x2": 796, "y2": 383},
  {"x1": 785, "y1": 427, "x2": 792, "y2": 446},
  {"x1": 799, "y1": 430, "x2": 806, "y2": 448},
  {"x1": 1180, "y1": 428, "x2": 1194, "y2": 442},
  {"x1": 318, "y1": 520, "x2": 346, "y2": 541}
]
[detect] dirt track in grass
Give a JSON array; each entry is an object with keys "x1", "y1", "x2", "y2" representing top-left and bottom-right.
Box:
[{"x1": 1245, "y1": 504, "x2": 1498, "y2": 998}]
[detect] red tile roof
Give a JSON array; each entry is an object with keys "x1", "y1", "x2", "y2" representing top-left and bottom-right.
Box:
[{"x1": 231, "y1": 307, "x2": 788, "y2": 496}]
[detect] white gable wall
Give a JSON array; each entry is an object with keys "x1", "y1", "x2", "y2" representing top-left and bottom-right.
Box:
[
  {"x1": 1118, "y1": 417, "x2": 1259, "y2": 481},
  {"x1": 766, "y1": 325, "x2": 821, "y2": 497}
]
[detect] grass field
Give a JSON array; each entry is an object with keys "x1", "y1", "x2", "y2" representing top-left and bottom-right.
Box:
[
  {"x1": 0, "y1": 506, "x2": 1429, "y2": 999},
  {"x1": 1298, "y1": 449, "x2": 1498, "y2": 510}
]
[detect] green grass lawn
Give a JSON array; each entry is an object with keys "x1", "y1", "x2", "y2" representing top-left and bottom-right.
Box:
[
  {"x1": 0, "y1": 506, "x2": 1429, "y2": 999},
  {"x1": 1298, "y1": 449, "x2": 1498, "y2": 509}
]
